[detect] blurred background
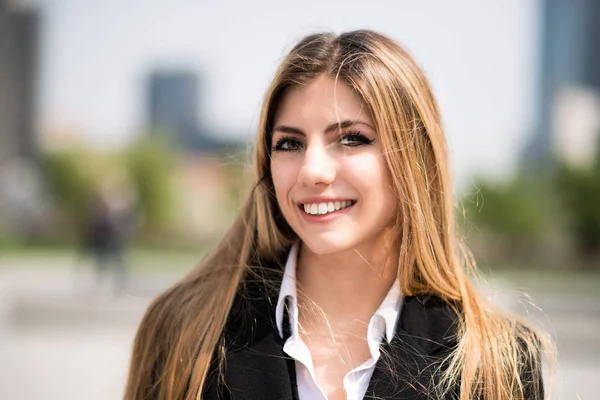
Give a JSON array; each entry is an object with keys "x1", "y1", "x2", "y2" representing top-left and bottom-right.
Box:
[{"x1": 0, "y1": 0, "x2": 598, "y2": 398}]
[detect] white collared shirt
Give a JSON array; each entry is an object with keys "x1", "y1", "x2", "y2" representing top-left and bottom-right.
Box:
[{"x1": 275, "y1": 244, "x2": 403, "y2": 400}]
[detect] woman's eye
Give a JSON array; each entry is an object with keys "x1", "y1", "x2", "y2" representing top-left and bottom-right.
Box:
[
  {"x1": 273, "y1": 136, "x2": 303, "y2": 152},
  {"x1": 339, "y1": 132, "x2": 375, "y2": 147}
]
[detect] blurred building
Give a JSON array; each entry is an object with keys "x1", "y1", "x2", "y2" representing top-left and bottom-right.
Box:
[
  {"x1": 147, "y1": 69, "x2": 244, "y2": 153},
  {"x1": 0, "y1": 2, "x2": 39, "y2": 164},
  {"x1": 524, "y1": 0, "x2": 600, "y2": 168},
  {"x1": 0, "y1": 2, "x2": 43, "y2": 237},
  {"x1": 0, "y1": 0, "x2": 16, "y2": 166},
  {"x1": 147, "y1": 70, "x2": 199, "y2": 149}
]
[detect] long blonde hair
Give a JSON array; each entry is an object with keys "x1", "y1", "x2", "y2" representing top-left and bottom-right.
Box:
[{"x1": 125, "y1": 30, "x2": 550, "y2": 399}]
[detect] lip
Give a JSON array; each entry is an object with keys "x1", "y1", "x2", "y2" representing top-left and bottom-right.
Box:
[{"x1": 295, "y1": 197, "x2": 357, "y2": 223}]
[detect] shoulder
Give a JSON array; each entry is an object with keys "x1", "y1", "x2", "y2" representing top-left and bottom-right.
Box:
[
  {"x1": 219, "y1": 252, "x2": 288, "y2": 348},
  {"x1": 396, "y1": 294, "x2": 460, "y2": 355}
]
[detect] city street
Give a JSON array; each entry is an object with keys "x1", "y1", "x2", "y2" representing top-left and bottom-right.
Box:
[{"x1": 0, "y1": 257, "x2": 598, "y2": 399}]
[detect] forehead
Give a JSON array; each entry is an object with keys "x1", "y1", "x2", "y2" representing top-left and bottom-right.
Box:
[{"x1": 274, "y1": 75, "x2": 371, "y2": 126}]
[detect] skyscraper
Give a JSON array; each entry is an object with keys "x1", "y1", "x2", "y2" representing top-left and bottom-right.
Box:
[
  {"x1": 523, "y1": 0, "x2": 600, "y2": 168},
  {"x1": 0, "y1": 3, "x2": 39, "y2": 165},
  {"x1": 0, "y1": 0, "x2": 16, "y2": 165},
  {"x1": 0, "y1": 2, "x2": 41, "y2": 234},
  {"x1": 147, "y1": 70, "x2": 199, "y2": 147}
]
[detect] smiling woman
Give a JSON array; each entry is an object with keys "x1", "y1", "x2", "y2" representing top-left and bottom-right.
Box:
[{"x1": 125, "y1": 30, "x2": 550, "y2": 400}]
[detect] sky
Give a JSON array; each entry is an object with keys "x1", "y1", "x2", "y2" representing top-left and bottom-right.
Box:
[{"x1": 29, "y1": 0, "x2": 541, "y2": 190}]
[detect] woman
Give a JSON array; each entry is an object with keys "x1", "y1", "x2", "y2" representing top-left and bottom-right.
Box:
[{"x1": 125, "y1": 30, "x2": 548, "y2": 400}]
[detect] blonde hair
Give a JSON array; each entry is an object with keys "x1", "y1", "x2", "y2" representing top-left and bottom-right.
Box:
[{"x1": 125, "y1": 30, "x2": 550, "y2": 399}]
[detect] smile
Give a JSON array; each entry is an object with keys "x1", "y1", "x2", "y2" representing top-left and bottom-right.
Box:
[{"x1": 300, "y1": 200, "x2": 357, "y2": 216}]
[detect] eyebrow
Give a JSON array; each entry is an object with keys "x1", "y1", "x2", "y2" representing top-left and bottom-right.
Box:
[{"x1": 272, "y1": 120, "x2": 374, "y2": 135}]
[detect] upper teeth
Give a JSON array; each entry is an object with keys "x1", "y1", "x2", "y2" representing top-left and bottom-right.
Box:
[{"x1": 303, "y1": 200, "x2": 353, "y2": 215}]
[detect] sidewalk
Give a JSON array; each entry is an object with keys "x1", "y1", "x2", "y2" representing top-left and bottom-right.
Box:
[
  {"x1": 0, "y1": 263, "x2": 181, "y2": 329},
  {"x1": 0, "y1": 263, "x2": 183, "y2": 400}
]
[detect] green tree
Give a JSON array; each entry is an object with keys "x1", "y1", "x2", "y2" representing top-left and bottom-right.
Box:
[
  {"x1": 124, "y1": 136, "x2": 176, "y2": 230},
  {"x1": 40, "y1": 148, "x2": 97, "y2": 228},
  {"x1": 556, "y1": 159, "x2": 600, "y2": 265},
  {"x1": 460, "y1": 174, "x2": 558, "y2": 255}
]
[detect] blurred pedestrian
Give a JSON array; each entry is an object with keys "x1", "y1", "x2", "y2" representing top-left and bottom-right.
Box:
[{"x1": 82, "y1": 186, "x2": 136, "y2": 294}]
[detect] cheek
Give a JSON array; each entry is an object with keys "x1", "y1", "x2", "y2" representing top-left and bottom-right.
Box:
[
  {"x1": 344, "y1": 153, "x2": 390, "y2": 191},
  {"x1": 270, "y1": 159, "x2": 296, "y2": 202},
  {"x1": 345, "y1": 154, "x2": 397, "y2": 216}
]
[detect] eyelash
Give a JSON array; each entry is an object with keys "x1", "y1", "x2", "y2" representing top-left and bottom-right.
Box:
[{"x1": 272, "y1": 131, "x2": 375, "y2": 152}]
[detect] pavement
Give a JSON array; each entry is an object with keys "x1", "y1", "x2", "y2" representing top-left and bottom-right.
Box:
[
  {"x1": 0, "y1": 259, "x2": 176, "y2": 400},
  {"x1": 0, "y1": 256, "x2": 598, "y2": 400}
]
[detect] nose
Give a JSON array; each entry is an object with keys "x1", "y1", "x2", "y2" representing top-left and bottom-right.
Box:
[{"x1": 297, "y1": 141, "x2": 336, "y2": 187}]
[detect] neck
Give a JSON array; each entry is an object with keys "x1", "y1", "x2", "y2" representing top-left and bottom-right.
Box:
[{"x1": 296, "y1": 236, "x2": 398, "y2": 330}]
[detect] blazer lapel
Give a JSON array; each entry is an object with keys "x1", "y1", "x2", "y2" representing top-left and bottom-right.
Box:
[
  {"x1": 219, "y1": 258, "x2": 299, "y2": 400},
  {"x1": 365, "y1": 295, "x2": 459, "y2": 399},
  {"x1": 223, "y1": 323, "x2": 298, "y2": 400}
]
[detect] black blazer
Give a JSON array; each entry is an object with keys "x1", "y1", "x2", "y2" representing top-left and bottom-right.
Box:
[{"x1": 201, "y1": 262, "x2": 543, "y2": 400}]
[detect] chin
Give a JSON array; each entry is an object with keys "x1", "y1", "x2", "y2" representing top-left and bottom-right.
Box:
[{"x1": 298, "y1": 235, "x2": 355, "y2": 256}]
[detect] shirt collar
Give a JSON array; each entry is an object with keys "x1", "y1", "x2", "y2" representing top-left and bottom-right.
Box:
[
  {"x1": 275, "y1": 243, "x2": 403, "y2": 342},
  {"x1": 275, "y1": 243, "x2": 299, "y2": 338},
  {"x1": 374, "y1": 272, "x2": 403, "y2": 342}
]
